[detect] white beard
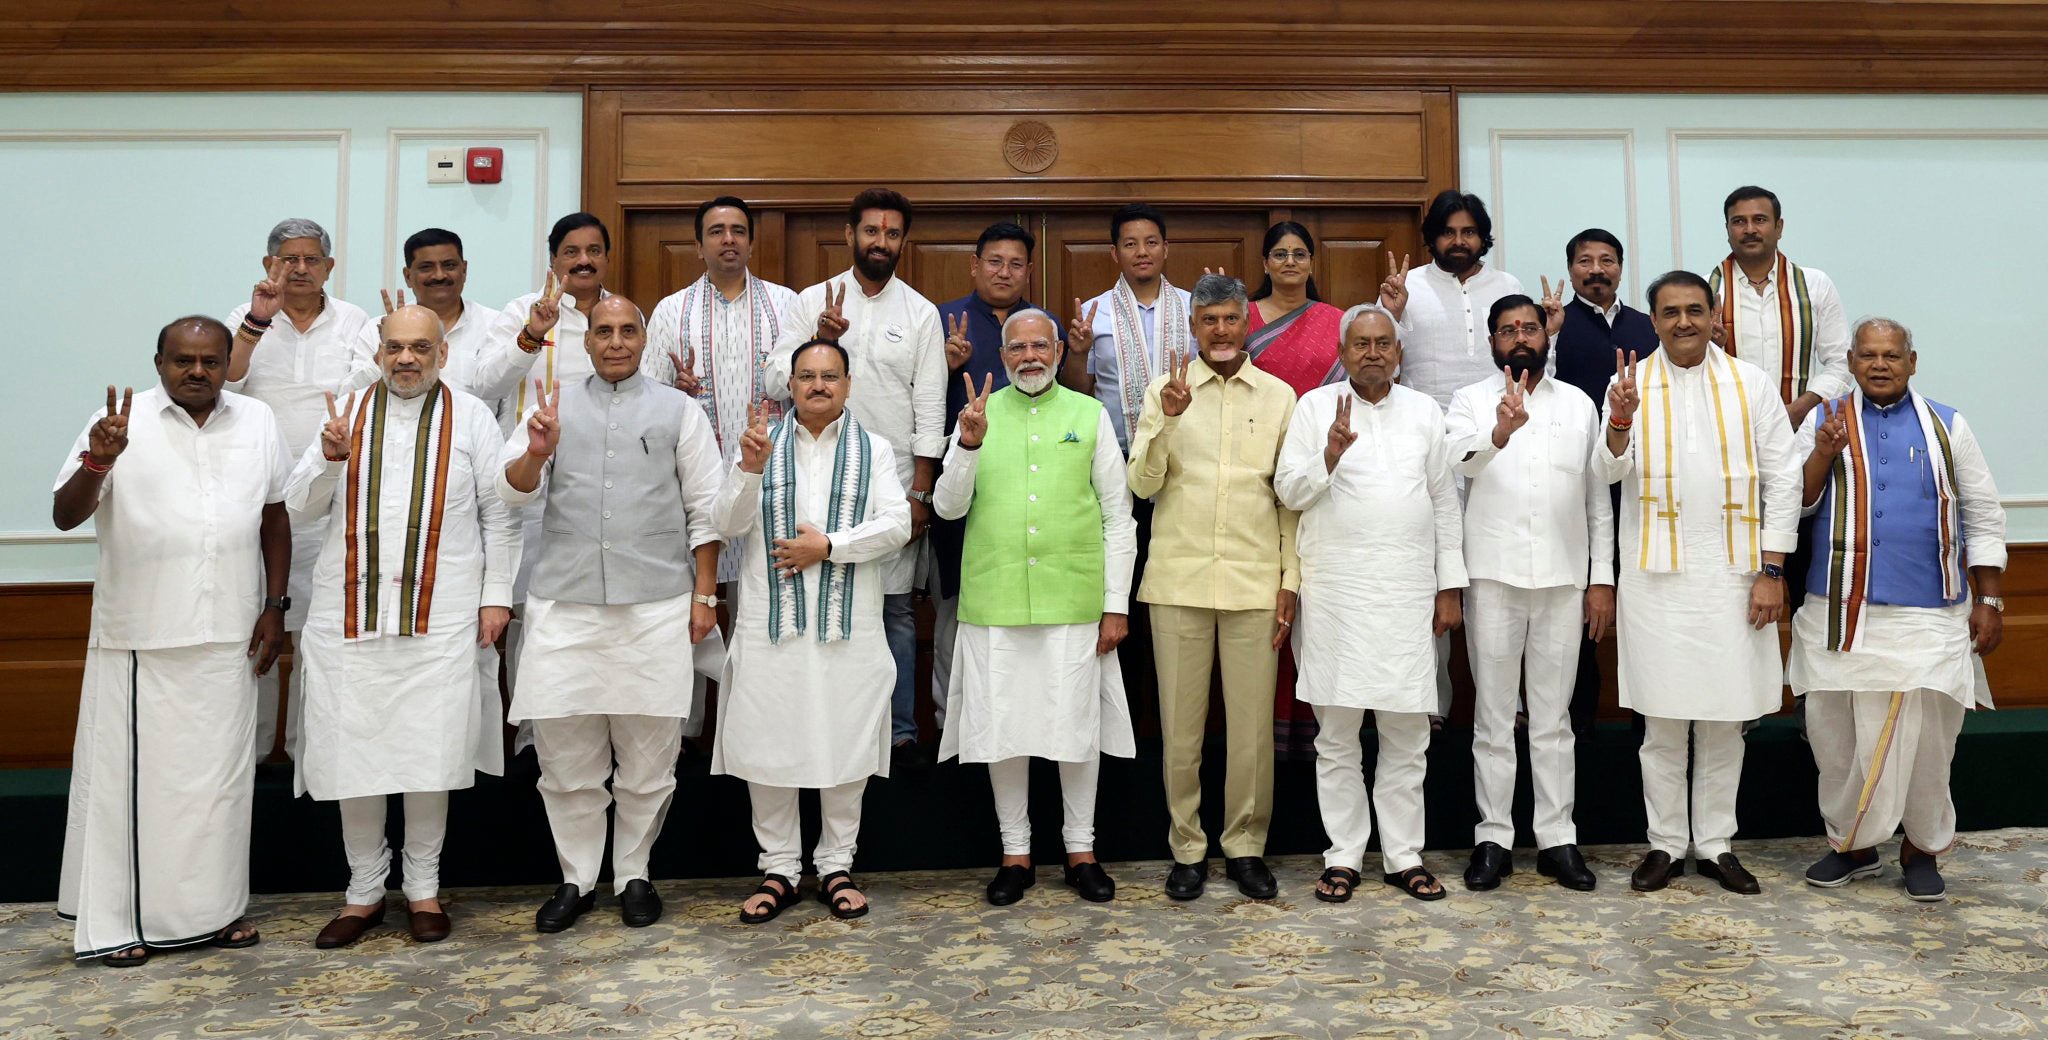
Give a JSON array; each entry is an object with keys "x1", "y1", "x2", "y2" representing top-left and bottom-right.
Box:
[
  {"x1": 385, "y1": 374, "x2": 438, "y2": 399},
  {"x1": 1011, "y1": 368, "x2": 1054, "y2": 394}
]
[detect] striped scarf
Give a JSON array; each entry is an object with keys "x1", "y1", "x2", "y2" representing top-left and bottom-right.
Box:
[
  {"x1": 1632, "y1": 348, "x2": 1763, "y2": 574},
  {"x1": 761, "y1": 411, "x2": 872, "y2": 643},
  {"x1": 343, "y1": 381, "x2": 455, "y2": 639},
  {"x1": 1817, "y1": 391, "x2": 1963, "y2": 652},
  {"x1": 680, "y1": 273, "x2": 784, "y2": 449},
  {"x1": 1709, "y1": 254, "x2": 1816, "y2": 404},
  {"x1": 1108, "y1": 275, "x2": 1190, "y2": 444}
]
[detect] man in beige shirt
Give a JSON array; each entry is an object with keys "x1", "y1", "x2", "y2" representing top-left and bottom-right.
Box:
[{"x1": 1128, "y1": 273, "x2": 1300, "y2": 901}]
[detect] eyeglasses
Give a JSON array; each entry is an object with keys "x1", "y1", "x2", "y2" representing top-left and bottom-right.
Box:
[
  {"x1": 1266, "y1": 249, "x2": 1312, "y2": 263},
  {"x1": 274, "y1": 255, "x2": 326, "y2": 268},
  {"x1": 978, "y1": 257, "x2": 1029, "y2": 275},
  {"x1": 1491, "y1": 323, "x2": 1545, "y2": 339}
]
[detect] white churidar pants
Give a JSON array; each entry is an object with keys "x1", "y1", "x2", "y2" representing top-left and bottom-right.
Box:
[
  {"x1": 338, "y1": 790, "x2": 450, "y2": 905},
  {"x1": 988, "y1": 756, "x2": 1099, "y2": 856}
]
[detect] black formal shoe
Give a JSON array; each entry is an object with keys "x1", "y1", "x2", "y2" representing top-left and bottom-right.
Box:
[
  {"x1": 1224, "y1": 856, "x2": 1278, "y2": 899},
  {"x1": 535, "y1": 884, "x2": 596, "y2": 933},
  {"x1": 1536, "y1": 844, "x2": 1597, "y2": 891},
  {"x1": 1463, "y1": 841, "x2": 1515, "y2": 891},
  {"x1": 315, "y1": 901, "x2": 388, "y2": 949},
  {"x1": 1165, "y1": 860, "x2": 1207, "y2": 901},
  {"x1": 1064, "y1": 860, "x2": 1116, "y2": 903},
  {"x1": 1695, "y1": 853, "x2": 1762, "y2": 895},
  {"x1": 619, "y1": 879, "x2": 664, "y2": 927},
  {"x1": 986, "y1": 864, "x2": 1036, "y2": 906},
  {"x1": 1629, "y1": 850, "x2": 1684, "y2": 892}
]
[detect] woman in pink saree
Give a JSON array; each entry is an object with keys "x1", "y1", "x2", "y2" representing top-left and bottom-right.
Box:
[{"x1": 1248, "y1": 222, "x2": 1344, "y2": 756}]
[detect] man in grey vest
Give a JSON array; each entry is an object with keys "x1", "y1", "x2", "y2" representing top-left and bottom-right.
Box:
[{"x1": 499, "y1": 295, "x2": 724, "y2": 932}]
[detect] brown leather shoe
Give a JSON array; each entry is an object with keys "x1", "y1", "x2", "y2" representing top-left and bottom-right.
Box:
[
  {"x1": 409, "y1": 909, "x2": 452, "y2": 943},
  {"x1": 314, "y1": 902, "x2": 388, "y2": 949},
  {"x1": 1695, "y1": 852, "x2": 1762, "y2": 894},
  {"x1": 1629, "y1": 850, "x2": 1684, "y2": 892}
]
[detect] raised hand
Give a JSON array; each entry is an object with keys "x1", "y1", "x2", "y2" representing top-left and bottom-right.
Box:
[
  {"x1": 524, "y1": 378, "x2": 562, "y2": 459},
  {"x1": 87, "y1": 385, "x2": 133, "y2": 464},
  {"x1": 250, "y1": 259, "x2": 286, "y2": 323},
  {"x1": 380, "y1": 287, "x2": 409, "y2": 316},
  {"x1": 319, "y1": 391, "x2": 351, "y2": 461},
  {"x1": 1202, "y1": 266, "x2": 1228, "y2": 278},
  {"x1": 1811, "y1": 398, "x2": 1852, "y2": 459},
  {"x1": 957, "y1": 372, "x2": 993, "y2": 448},
  {"x1": 771, "y1": 522, "x2": 831, "y2": 577},
  {"x1": 526, "y1": 270, "x2": 565, "y2": 338},
  {"x1": 1540, "y1": 275, "x2": 1567, "y2": 336},
  {"x1": 1607, "y1": 349, "x2": 1640, "y2": 426},
  {"x1": 944, "y1": 312, "x2": 973, "y2": 371},
  {"x1": 816, "y1": 281, "x2": 849, "y2": 341},
  {"x1": 1709, "y1": 313, "x2": 1729, "y2": 348},
  {"x1": 1379, "y1": 251, "x2": 1411, "y2": 317},
  {"x1": 738, "y1": 400, "x2": 773, "y2": 473},
  {"x1": 1493, "y1": 365, "x2": 1530, "y2": 447},
  {"x1": 669, "y1": 345, "x2": 703, "y2": 396},
  {"x1": 1159, "y1": 349, "x2": 1193, "y2": 417},
  {"x1": 1323, "y1": 393, "x2": 1358, "y2": 472},
  {"x1": 1068, "y1": 298, "x2": 1099, "y2": 349}
]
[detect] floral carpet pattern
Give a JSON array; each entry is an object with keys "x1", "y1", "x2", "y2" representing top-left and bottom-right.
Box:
[{"x1": 3, "y1": 830, "x2": 2047, "y2": 1039}]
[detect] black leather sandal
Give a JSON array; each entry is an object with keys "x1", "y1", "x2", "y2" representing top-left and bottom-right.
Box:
[
  {"x1": 1315, "y1": 866, "x2": 1361, "y2": 903},
  {"x1": 738, "y1": 874, "x2": 801, "y2": 924},
  {"x1": 1383, "y1": 865, "x2": 1448, "y2": 901},
  {"x1": 818, "y1": 870, "x2": 870, "y2": 920}
]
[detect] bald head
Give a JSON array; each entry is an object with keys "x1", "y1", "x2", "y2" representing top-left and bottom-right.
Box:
[
  {"x1": 587, "y1": 294, "x2": 649, "y2": 382},
  {"x1": 376, "y1": 304, "x2": 447, "y2": 399}
]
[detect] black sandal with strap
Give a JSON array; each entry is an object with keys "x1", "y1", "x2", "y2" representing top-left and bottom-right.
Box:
[
  {"x1": 101, "y1": 945, "x2": 150, "y2": 968},
  {"x1": 738, "y1": 874, "x2": 801, "y2": 925},
  {"x1": 1315, "y1": 866, "x2": 1361, "y2": 903},
  {"x1": 1384, "y1": 865, "x2": 1448, "y2": 901},
  {"x1": 817, "y1": 870, "x2": 870, "y2": 920},
  {"x1": 210, "y1": 918, "x2": 261, "y2": 949}
]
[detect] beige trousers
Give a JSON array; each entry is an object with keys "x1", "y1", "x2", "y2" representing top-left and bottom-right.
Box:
[{"x1": 1152, "y1": 604, "x2": 1278, "y2": 863}]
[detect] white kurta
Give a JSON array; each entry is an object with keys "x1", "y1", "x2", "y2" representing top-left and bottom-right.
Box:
[
  {"x1": 1599, "y1": 351, "x2": 1801, "y2": 721},
  {"x1": 932, "y1": 409, "x2": 1139, "y2": 763},
  {"x1": 226, "y1": 296, "x2": 378, "y2": 628},
  {"x1": 772, "y1": 271, "x2": 945, "y2": 594},
  {"x1": 285, "y1": 386, "x2": 521, "y2": 800},
  {"x1": 54, "y1": 388, "x2": 292, "y2": 959},
  {"x1": 645, "y1": 275, "x2": 802, "y2": 584},
  {"x1": 1388, "y1": 263, "x2": 1526, "y2": 409},
  {"x1": 709, "y1": 420, "x2": 911, "y2": 788},
  {"x1": 1277, "y1": 382, "x2": 1467, "y2": 712},
  {"x1": 1725, "y1": 259, "x2": 1851, "y2": 402}
]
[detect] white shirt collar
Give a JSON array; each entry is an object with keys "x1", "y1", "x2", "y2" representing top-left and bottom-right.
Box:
[{"x1": 1575, "y1": 294, "x2": 1622, "y2": 325}]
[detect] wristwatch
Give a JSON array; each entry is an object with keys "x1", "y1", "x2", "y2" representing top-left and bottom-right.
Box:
[
  {"x1": 1760, "y1": 563, "x2": 1785, "y2": 580},
  {"x1": 1978, "y1": 596, "x2": 2005, "y2": 614},
  {"x1": 692, "y1": 593, "x2": 720, "y2": 608},
  {"x1": 907, "y1": 489, "x2": 933, "y2": 505},
  {"x1": 263, "y1": 595, "x2": 291, "y2": 613}
]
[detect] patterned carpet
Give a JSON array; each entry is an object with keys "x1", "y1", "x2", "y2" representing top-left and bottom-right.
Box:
[{"x1": 3, "y1": 829, "x2": 2047, "y2": 1040}]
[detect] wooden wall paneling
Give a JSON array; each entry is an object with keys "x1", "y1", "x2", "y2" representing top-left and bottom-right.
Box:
[
  {"x1": 15, "y1": 2, "x2": 2048, "y2": 92},
  {"x1": 1041, "y1": 210, "x2": 1271, "y2": 318},
  {"x1": 781, "y1": 209, "x2": 1032, "y2": 305}
]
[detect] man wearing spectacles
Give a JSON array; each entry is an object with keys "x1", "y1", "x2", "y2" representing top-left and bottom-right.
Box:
[
  {"x1": 1445, "y1": 295, "x2": 1613, "y2": 894},
  {"x1": 925, "y1": 223, "x2": 1064, "y2": 766},
  {"x1": 225, "y1": 217, "x2": 379, "y2": 765}
]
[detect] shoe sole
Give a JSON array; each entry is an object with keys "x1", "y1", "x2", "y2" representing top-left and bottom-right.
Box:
[
  {"x1": 1906, "y1": 889, "x2": 1947, "y2": 902},
  {"x1": 1805, "y1": 863, "x2": 1882, "y2": 888}
]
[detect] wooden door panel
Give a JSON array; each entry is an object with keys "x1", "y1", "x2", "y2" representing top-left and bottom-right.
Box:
[
  {"x1": 1041, "y1": 209, "x2": 1268, "y2": 322},
  {"x1": 1278, "y1": 208, "x2": 1427, "y2": 311},
  {"x1": 621, "y1": 208, "x2": 788, "y2": 311}
]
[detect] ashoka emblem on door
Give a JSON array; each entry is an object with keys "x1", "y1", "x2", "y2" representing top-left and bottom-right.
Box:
[{"x1": 1003, "y1": 121, "x2": 1058, "y2": 173}]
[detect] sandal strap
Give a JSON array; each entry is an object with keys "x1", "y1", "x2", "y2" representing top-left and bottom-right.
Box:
[
  {"x1": 1398, "y1": 867, "x2": 1439, "y2": 892},
  {"x1": 819, "y1": 870, "x2": 858, "y2": 894}
]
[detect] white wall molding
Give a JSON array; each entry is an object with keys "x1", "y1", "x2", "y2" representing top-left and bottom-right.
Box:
[
  {"x1": 382, "y1": 127, "x2": 552, "y2": 296},
  {"x1": 0, "y1": 128, "x2": 352, "y2": 298},
  {"x1": 1667, "y1": 128, "x2": 2048, "y2": 267},
  {"x1": 1487, "y1": 128, "x2": 1639, "y2": 304},
  {"x1": 0, "y1": 531, "x2": 96, "y2": 546}
]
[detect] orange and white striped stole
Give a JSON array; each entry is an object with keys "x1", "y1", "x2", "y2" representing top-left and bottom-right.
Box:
[{"x1": 342, "y1": 382, "x2": 456, "y2": 639}]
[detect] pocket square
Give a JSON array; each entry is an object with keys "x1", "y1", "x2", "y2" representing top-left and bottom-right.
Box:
[{"x1": 1061, "y1": 431, "x2": 1081, "y2": 443}]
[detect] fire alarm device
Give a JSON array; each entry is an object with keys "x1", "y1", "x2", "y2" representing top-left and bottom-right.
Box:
[{"x1": 466, "y1": 147, "x2": 503, "y2": 184}]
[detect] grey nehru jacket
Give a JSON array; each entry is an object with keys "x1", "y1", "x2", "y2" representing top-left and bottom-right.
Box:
[{"x1": 498, "y1": 371, "x2": 725, "y2": 605}]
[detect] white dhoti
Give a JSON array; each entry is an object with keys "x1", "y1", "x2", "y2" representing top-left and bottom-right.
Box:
[
  {"x1": 59, "y1": 642, "x2": 255, "y2": 959},
  {"x1": 296, "y1": 619, "x2": 500, "y2": 800},
  {"x1": 1311, "y1": 706, "x2": 1432, "y2": 874},
  {"x1": 1467, "y1": 580, "x2": 1581, "y2": 849},
  {"x1": 942, "y1": 622, "x2": 1134, "y2": 857},
  {"x1": 512, "y1": 594, "x2": 699, "y2": 894},
  {"x1": 1791, "y1": 600, "x2": 1980, "y2": 855}
]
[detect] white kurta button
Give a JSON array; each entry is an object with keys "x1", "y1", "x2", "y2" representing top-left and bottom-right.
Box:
[
  {"x1": 1029, "y1": 464, "x2": 1039, "y2": 472},
  {"x1": 606, "y1": 450, "x2": 615, "y2": 458},
  {"x1": 1028, "y1": 526, "x2": 1038, "y2": 534},
  {"x1": 1028, "y1": 557, "x2": 1038, "y2": 566},
  {"x1": 1028, "y1": 494, "x2": 1038, "y2": 502},
  {"x1": 602, "y1": 511, "x2": 612, "y2": 519},
  {"x1": 612, "y1": 396, "x2": 621, "y2": 404},
  {"x1": 1030, "y1": 407, "x2": 1038, "y2": 415},
  {"x1": 604, "y1": 480, "x2": 613, "y2": 489},
  {"x1": 1031, "y1": 434, "x2": 1040, "y2": 442},
  {"x1": 602, "y1": 541, "x2": 612, "y2": 550},
  {"x1": 610, "y1": 422, "x2": 619, "y2": 430}
]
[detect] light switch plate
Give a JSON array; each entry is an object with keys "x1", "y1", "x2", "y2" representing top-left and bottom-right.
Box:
[{"x1": 427, "y1": 147, "x2": 464, "y2": 184}]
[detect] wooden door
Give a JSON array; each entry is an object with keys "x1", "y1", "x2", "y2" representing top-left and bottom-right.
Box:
[
  {"x1": 619, "y1": 208, "x2": 789, "y2": 312},
  {"x1": 1038, "y1": 209, "x2": 1267, "y2": 316}
]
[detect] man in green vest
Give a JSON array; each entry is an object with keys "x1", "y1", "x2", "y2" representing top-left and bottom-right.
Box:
[{"x1": 934, "y1": 308, "x2": 1139, "y2": 907}]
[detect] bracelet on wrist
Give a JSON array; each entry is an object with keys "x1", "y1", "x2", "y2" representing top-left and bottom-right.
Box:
[
  {"x1": 517, "y1": 328, "x2": 546, "y2": 354},
  {"x1": 1608, "y1": 418, "x2": 1634, "y2": 431},
  {"x1": 243, "y1": 311, "x2": 274, "y2": 329},
  {"x1": 77, "y1": 450, "x2": 113, "y2": 474}
]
